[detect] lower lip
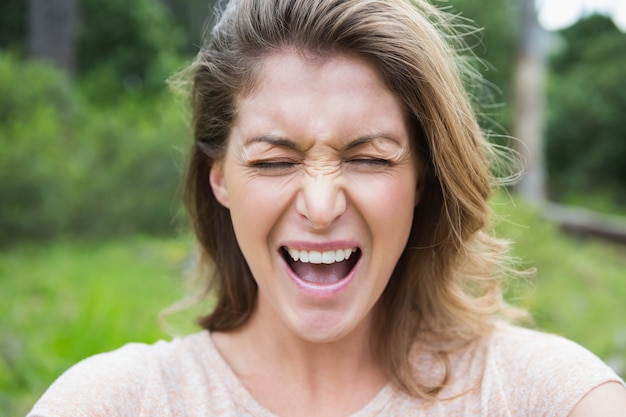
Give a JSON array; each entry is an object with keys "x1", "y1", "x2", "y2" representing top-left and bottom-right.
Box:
[{"x1": 282, "y1": 257, "x2": 359, "y2": 298}]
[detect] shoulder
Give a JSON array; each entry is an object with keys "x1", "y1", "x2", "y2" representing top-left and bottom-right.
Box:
[
  {"x1": 484, "y1": 324, "x2": 624, "y2": 416},
  {"x1": 488, "y1": 324, "x2": 617, "y2": 381},
  {"x1": 403, "y1": 326, "x2": 624, "y2": 416},
  {"x1": 27, "y1": 331, "x2": 215, "y2": 417}
]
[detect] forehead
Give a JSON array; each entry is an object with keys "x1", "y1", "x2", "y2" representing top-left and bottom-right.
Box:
[
  {"x1": 240, "y1": 49, "x2": 391, "y2": 101},
  {"x1": 231, "y1": 50, "x2": 410, "y2": 144}
]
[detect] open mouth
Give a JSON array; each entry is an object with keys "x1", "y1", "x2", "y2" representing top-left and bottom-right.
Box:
[{"x1": 280, "y1": 246, "x2": 361, "y2": 285}]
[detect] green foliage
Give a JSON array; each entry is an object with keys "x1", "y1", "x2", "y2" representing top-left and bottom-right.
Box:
[
  {"x1": 68, "y1": 96, "x2": 187, "y2": 237},
  {"x1": 77, "y1": 0, "x2": 186, "y2": 100},
  {"x1": 546, "y1": 15, "x2": 626, "y2": 205},
  {"x1": 0, "y1": 0, "x2": 191, "y2": 98},
  {"x1": 0, "y1": 52, "x2": 187, "y2": 245},
  {"x1": 0, "y1": 0, "x2": 26, "y2": 53},
  {"x1": 0, "y1": 53, "x2": 77, "y2": 240},
  {"x1": 445, "y1": 0, "x2": 518, "y2": 132},
  {"x1": 161, "y1": 0, "x2": 215, "y2": 56}
]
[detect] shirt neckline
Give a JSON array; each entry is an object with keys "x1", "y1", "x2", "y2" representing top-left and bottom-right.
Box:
[{"x1": 198, "y1": 330, "x2": 398, "y2": 417}]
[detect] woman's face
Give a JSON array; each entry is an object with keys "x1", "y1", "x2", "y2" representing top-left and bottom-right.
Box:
[{"x1": 210, "y1": 51, "x2": 420, "y2": 343}]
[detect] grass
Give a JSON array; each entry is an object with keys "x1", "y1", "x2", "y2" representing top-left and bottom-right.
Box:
[
  {"x1": 1, "y1": 195, "x2": 625, "y2": 416},
  {"x1": 493, "y1": 194, "x2": 626, "y2": 370},
  {"x1": 0, "y1": 236, "x2": 203, "y2": 416}
]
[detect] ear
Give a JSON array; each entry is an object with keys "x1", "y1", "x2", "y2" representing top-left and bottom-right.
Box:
[{"x1": 209, "y1": 161, "x2": 230, "y2": 208}]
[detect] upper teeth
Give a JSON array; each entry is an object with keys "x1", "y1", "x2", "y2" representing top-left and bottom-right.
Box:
[{"x1": 287, "y1": 248, "x2": 357, "y2": 264}]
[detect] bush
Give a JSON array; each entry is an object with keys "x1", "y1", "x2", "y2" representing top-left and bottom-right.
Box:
[
  {"x1": 546, "y1": 15, "x2": 626, "y2": 205},
  {"x1": 0, "y1": 53, "x2": 77, "y2": 241},
  {"x1": 69, "y1": 97, "x2": 187, "y2": 237},
  {"x1": 77, "y1": 0, "x2": 185, "y2": 101},
  {"x1": 0, "y1": 52, "x2": 188, "y2": 245}
]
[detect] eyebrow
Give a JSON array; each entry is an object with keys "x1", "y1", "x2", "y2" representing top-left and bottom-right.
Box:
[
  {"x1": 244, "y1": 133, "x2": 402, "y2": 151},
  {"x1": 343, "y1": 134, "x2": 401, "y2": 150},
  {"x1": 244, "y1": 135, "x2": 300, "y2": 150}
]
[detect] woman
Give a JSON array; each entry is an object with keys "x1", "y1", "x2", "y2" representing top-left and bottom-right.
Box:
[{"x1": 29, "y1": 0, "x2": 626, "y2": 416}]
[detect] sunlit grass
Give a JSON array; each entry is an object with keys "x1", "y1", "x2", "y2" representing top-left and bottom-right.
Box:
[
  {"x1": 493, "y1": 193, "x2": 626, "y2": 371},
  {"x1": 0, "y1": 236, "x2": 200, "y2": 415}
]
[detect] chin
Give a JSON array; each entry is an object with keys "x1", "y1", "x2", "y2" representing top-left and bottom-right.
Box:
[{"x1": 284, "y1": 306, "x2": 369, "y2": 345}]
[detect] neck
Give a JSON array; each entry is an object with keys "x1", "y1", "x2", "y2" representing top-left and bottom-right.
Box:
[
  {"x1": 212, "y1": 303, "x2": 388, "y2": 417},
  {"x1": 225, "y1": 303, "x2": 381, "y2": 379}
]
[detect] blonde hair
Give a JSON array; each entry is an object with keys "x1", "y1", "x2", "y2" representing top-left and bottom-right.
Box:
[{"x1": 183, "y1": 0, "x2": 526, "y2": 398}]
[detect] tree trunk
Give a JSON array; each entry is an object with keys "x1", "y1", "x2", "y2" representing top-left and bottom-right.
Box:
[
  {"x1": 28, "y1": 0, "x2": 77, "y2": 76},
  {"x1": 513, "y1": 0, "x2": 547, "y2": 204}
]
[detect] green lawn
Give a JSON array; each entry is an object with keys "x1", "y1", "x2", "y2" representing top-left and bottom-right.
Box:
[
  {"x1": 0, "y1": 236, "x2": 202, "y2": 415},
  {"x1": 1, "y1": 195, "x2": 625, "y2": 416},
  {"x1": 493, "y1": 194, "x2": 626, "y2": 370}
]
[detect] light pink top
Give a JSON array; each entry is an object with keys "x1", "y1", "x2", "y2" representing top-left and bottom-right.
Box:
[{"x1": 28, "y1": 324, "x2": 623, "y2": 416}]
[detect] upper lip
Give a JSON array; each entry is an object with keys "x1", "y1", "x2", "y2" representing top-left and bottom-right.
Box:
[{"x1": 279, "y1": 240, "x2": 360, "y2": 252}]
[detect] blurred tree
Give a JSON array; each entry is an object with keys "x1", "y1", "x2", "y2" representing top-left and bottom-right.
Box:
[
  {"x1": 513, "y1": 0, "x2": 547, "y2": 204},
  {"x1": 1, "y1": 0, "x2": 188, "y2": 98},
  {"x1": 546, "y1": 15, "x2": 626, "y2": 205},
  {"x1": 76, "y1": 0, "x2": 184, "y2": 100},
  {"x1": 0, "y1": 51, "x2": 184, "y2": 244},
  {"x1": 28, "y1": 0, "x2": 78, "y2": 75},
  {"x1": 0, "y1": 0, "x2": 27, "y2": 53},
  {"x1": 0, "y1": 53, "x2": 77, "y2": 242},
  {"x1": 445, "y1": 0, "x2": 518, "y2": 132},
  {"x1": 551, "y1": 14, "x2": 620, "y2": 72},
  {"x1": 161, "y1": 0, "x2": 217, "y2": 55}
]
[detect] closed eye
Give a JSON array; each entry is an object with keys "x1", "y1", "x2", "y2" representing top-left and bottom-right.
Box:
[
  {"x1": 347, "y1": 158, "x2": 392, "y2": 167},
  {"x1": 250, "y1": 160, "x2": 299, "y2": 172}
]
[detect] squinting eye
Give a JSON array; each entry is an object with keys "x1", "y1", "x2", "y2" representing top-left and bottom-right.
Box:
[
  {"x1": 250, "y1": 160, "x2": 298, "y2": 172},
  {"x1": 347, "y1": 158, "x2": 392, "y2": 167}
]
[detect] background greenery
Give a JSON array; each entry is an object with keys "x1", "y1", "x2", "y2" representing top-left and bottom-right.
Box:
[
  {"x1": 546, "y1": 14, "x2": 626, "y2": 209},
  {"x1": 1, "y1": 0, "x2": 625, "y2": 416}
]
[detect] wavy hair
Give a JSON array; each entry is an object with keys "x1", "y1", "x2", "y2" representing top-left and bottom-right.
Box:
[{"x1": 182, "y1": 0, "x2": 526, "y2": 398}]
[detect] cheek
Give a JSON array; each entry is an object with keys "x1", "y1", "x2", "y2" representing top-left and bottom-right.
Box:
[
  {"x1": 227, "y1": 177, "x2": 295, "y2": 243},
  {"x1": 350, "y1": 174, "x2": 418, "y2": 222}
]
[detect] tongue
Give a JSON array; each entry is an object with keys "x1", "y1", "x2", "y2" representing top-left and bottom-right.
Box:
[{"x1": 292, "y1": 260, "x2": 352, "y2": 284}]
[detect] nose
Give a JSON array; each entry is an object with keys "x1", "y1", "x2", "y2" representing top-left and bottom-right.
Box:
[{"x1": 296, "y1": 173, "x2": 347, "y2": 230}]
